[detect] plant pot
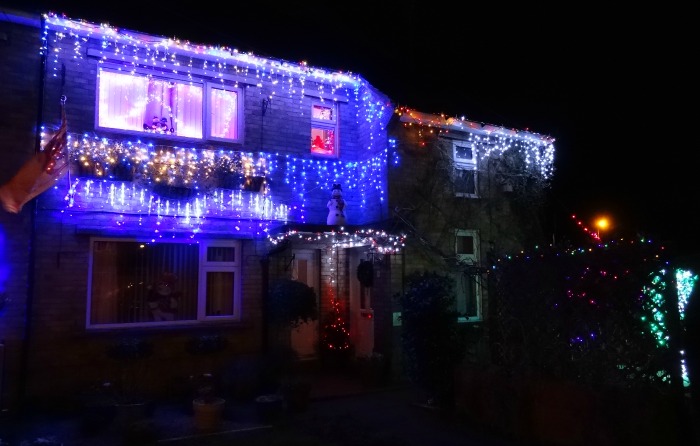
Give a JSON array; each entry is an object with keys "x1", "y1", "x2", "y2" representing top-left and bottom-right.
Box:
[{"x1": 192, "y1": 397, "x2": 226, "y2": 432}]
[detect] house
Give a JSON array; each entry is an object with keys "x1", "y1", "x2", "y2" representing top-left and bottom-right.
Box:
[{"x1": 0, "y1": 8, "x2": 555, "y2": 412}]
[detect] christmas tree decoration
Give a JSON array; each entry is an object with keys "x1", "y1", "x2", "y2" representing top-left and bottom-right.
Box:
[{"x1": 321, "y1": 297, "x2": 352, "y2": 353}]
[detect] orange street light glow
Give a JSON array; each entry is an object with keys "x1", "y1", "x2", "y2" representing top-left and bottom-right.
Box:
[{"x1": 596, "y1": 217, "x2": 609, "y2": 231}]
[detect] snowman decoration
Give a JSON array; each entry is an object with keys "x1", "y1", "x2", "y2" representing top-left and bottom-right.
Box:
[{"x1": 326, "y1": 183, "x2": 346, "y2": 225}]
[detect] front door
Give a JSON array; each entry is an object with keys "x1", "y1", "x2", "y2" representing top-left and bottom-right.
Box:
[
  {"x1": 291, "y1": 249, "x2": 320, "y2": 359},
  {"x1": 350, "y1": 248, "x2": 374, "y2": 356}
]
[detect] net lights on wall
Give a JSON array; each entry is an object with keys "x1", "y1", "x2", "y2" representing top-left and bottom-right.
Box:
[{"x1": 45, "y1": 132, "x2": 388, "y2": 220}]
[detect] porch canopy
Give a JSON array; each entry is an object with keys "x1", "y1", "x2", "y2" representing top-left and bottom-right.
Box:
[{"x1": 266, "y1": 224, "x2": 406, "y2": 254}]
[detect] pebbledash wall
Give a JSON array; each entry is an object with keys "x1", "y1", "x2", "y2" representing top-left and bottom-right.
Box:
[{"x1": 0, "y1": 9, "x2": 394, "y2": 409}]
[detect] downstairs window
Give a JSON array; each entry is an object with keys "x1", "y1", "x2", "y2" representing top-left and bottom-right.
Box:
[{"x1": 87, "y1": 238, "x2": 241, "y2": 328}]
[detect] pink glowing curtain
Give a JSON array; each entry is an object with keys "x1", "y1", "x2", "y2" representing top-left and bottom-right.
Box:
[
  {"x1": 98, "y1": 71, "x2": 148, "y2": 131},
  {"x1": 0, "y1": 96, "x2": 69, "y2": 213}
]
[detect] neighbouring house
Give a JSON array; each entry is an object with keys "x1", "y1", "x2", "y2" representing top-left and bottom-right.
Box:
[{"x1": 0, "y1": 8, "x2": 555, "y2": 412}]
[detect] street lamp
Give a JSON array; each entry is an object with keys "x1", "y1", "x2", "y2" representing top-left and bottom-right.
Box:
[{"x1": 595, "y1": 216, "x2": 610, "y2": 240}]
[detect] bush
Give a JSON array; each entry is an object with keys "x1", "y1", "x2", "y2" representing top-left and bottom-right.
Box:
[
  {"x1": 398, "y1": 271, "x2": 466, "y2": 408},
  {"x1": 489, "y1": 239, "x2": 685, "y2": 390},
  {"x1": 268, "y1": 279, "x2": 318, "y2": 329}
]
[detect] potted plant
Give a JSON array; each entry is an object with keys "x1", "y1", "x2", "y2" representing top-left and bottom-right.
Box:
[{"x1": 187, "y1": 333, "x2": 228, "y2": 432}]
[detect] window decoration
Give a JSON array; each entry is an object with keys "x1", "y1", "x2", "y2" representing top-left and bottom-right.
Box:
[
  {"x1": 88, "y1": 238, "x2": 241, "y2": 328},
  {"x1": 311, "y1": 103, "x2": 338, "y2": 156}
]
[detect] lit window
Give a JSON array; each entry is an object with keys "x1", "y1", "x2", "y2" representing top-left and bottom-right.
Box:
[
  {"x1": 97, "y1": 69, "x2": 243, "y2": 143},
  {"x1": 310, "y1": 102, "x2": 338, "y2": 156},
  {"x1": 87, "y1": 238, "x2": 241, "y2": 328},
  {"x1": 455, "y1": 229, "x2": 482, "y2": 321},
  {"x1": 208, "y1": 85, "x2": 240, "y2": 141},
  {"x1": 453, "y1": 142, "x2": 478, "y2": 197}
]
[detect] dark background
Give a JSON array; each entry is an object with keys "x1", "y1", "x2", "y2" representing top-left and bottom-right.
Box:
[{"x1": 3, "y1": 2, "x2": 695, "y2": 259}]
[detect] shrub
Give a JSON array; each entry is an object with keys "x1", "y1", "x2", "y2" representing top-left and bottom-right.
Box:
[
  {"x1": 268, "y1": 279, "x2": 318, "y2": 329},
  {"x1": 398, "y1": 271, "x2": 466, "y2": 408}
]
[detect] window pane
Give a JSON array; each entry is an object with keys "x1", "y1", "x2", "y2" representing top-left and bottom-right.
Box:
[
  {"x1": 311, "y1": 127, "x2": 336, "y2": 155},
  {"x1": 456, "y1": 235, "x2": 474, "y2": 255},
  {"x1": 456, "y1": 274, "x2": 478, "y2": 318},
  {"x1": 206, "y1": 246, "x2": 236, "y2": 262},
  {"x1": 210, "y1": 88, "x2": 238, "y2": 139},
  {"x1": 98, "y1": 70, "x2": 203, "y2": 138},
  {"x1": 98, "y1": 71, "x2": 149, "y2": 132},
  {"x1": 455, "y1": 169, "x2": 476, "y2": 195},
  {"x1": 454, "y1": 145, "x2": 474, "y2": 162},
  {"x1": 90, "y1": 240, "x2": 198, "y2": 325},
  {"x1": 173, "y1": 83, "x2": 203, "y2": 138},
  {"x1": 312, "y1": 104, "x2": 333, "y2": 121},
  {"x1": 205, "y1": 271, "x2": 234, "y2": 316}
]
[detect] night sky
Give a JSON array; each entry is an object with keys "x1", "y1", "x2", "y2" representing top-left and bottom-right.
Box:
[{"x1": 4, "y1": 2, "x2": 696, "y2": 259}]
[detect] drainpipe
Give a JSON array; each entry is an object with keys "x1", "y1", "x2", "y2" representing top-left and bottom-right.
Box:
[
  {"x1": 17, "y1": 13, "x2": 48, "y2": 415},
  {"x1": 261, "y1": 255, "x2": 269, "y2": 353}
]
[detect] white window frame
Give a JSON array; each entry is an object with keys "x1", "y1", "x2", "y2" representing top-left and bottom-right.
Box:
[
  {"x1": 96, "y1": 66, "x2": 244, "y2": 144},
  {"x1": 453, "y1": 141, "x2": 478, "y2": 198},
  {"x1": 455, "y1": 229, "x2": 479, "y2": 264},
  {"x1": 310, "y1": 101, "x2": 338, "y2": 157},
  {"x1": 455, "y1": 229, "x2": 482, "y2": 321},
  {"x1": 86, "y1": 238, "x2": 241, "y2": 329}
]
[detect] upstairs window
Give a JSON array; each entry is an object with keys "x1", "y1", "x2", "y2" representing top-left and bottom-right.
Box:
[
  {"x1": 97, "y1": 69, "x2": 242, "y2": 143},
  {"x1": 87, "y1": 238, "x2": 241, "y2": 329},
  {"x1": 208, "y1": 84, "x2": 241, "y2": 141},
  {"x1": 310, "y1": 102, "x2": 338, "y2": 157},
  {"x1": 453, "y1": 142, "x2": 478, "y2": 197}
]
